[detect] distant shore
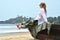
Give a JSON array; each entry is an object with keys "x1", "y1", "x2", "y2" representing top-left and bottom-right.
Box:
[{"x1": 0, "y1": 32, "x2": 34, "y2": 40}]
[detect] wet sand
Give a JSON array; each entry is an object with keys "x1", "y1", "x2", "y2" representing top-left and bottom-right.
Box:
[{"x1": 0, "y1": 32, "x2": 34, "y2": 40}]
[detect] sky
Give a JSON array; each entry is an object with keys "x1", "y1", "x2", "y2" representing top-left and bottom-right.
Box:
[{"x1": 0, "y1": 0, "x2": 60, "y2": 21}]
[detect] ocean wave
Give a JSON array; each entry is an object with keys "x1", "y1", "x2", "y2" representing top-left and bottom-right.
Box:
[
  {"x1": 0, "y1": 26, "x2": 29, "y2": 34},
  {"x1": 0, "y1": 26, "x2": 17, "y2": 28},
  {"x1": 0, "y1": 29, "x2": 29, "y2": 34}
]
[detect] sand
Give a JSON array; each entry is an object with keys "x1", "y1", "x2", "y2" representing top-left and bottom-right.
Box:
[{"x1": 0, "y1": 32, "x2": 34, "y2": 40}]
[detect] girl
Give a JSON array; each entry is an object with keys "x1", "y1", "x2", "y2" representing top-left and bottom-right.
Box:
[{"x1": 35, "y1": 2, "x2": 48, "y2": 25}]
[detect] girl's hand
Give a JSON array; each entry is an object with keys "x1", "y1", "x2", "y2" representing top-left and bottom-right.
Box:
[{"x1": 16, "y1": 23, "x2": 21, "y2": 29}]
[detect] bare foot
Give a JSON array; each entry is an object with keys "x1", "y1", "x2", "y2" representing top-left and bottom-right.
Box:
[{"x1": 16, "y1": 23, "x2": 21, "y2": 29}]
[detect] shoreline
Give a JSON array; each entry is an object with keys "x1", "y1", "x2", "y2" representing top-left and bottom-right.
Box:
[
  {"x1": 0, "y1": 32, "x2": 34, "y2": 40},
  {"x1": 0, "y1": 32, "x2": 29, "y2": 34}
]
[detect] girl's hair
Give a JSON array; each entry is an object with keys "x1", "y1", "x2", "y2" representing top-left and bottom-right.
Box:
[{"x1": 40, "y1": 2, "x2": 47, "y2": 13}]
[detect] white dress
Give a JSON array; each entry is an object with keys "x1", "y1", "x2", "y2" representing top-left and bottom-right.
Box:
[{"x1": 34, "y1": 8, "x2": 48, "y2": 25}]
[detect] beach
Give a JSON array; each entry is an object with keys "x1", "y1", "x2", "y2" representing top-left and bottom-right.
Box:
[
  {"x1": 0, "y1": 32, "x2": 34, "y2": 40},
  {"x1": 0, "y1": 24, "x2": 34, "y2": 40}
]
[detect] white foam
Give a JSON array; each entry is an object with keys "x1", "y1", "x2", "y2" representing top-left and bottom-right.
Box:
[
  {"x1": 0, "y1": 26, "x2": 17, "y2": 28},
  {"x1": 0, "y1": 26, "x2": 29, "y2": 33}
]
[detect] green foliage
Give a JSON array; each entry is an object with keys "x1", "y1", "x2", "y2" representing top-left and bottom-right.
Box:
[
  {"x1": 47, "y1": 16, "x2": 60, "y2": 24},
  {"x1": 0, "y1": 16, "x2": 60, "y2": 24},
  {"x1": 0, "y1": 16, "x2": 28, "y2": 24}
]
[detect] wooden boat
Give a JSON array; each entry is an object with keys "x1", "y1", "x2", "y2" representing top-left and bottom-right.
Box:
[
  {"x1": 36, "y1": 24, "x2": 60, "y2": 40},
  {"x1": 17, "y1": 19, "x2": 60, "y2": 40},
  {"x1": 26, "y1": 20, "x2": 60, "y2": 40}
]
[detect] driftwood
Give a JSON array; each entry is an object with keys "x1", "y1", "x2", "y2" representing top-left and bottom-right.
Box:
[{"x1": 20, "y1": 20, "x2": 60, "y2": 40}]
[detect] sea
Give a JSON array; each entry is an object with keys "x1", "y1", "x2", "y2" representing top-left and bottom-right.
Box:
[{"x1": 0, "y1": 24, "x2": 29, "y2": 34}]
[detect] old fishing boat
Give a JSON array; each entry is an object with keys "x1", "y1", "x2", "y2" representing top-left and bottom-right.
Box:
[{"x1": 17, "y1": 19, "x2": 60, "y2": 40}]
